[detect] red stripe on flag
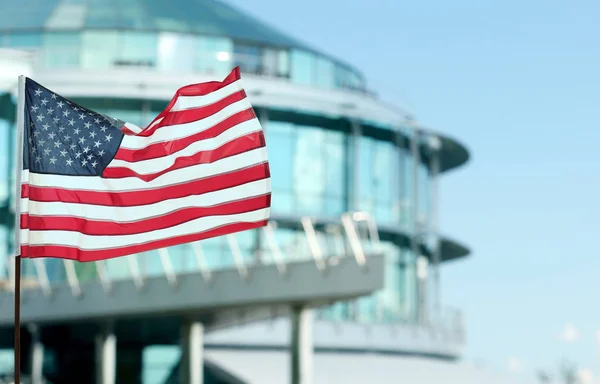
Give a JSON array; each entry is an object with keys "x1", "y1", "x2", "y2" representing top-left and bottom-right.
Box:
[
  {"x1": 21, "y1": 195, "x2": 270, "y2": 235},
  {"x1": 20, "y1": 219, "x2": 267, "y2": 262},
  {"x1": 135, "y1": 90, "x2": 248, "y2": 137},
  {"x1": 113, "y1": 109, "x2": 256, "y2": 162},
  {"x1": 103, "y1": 132, "x2": 265, "y2": 182},
  {"x1": 23, "y1": 163, "x2": 270, "y2": 206},
  {"x1": 143, "y1": 67, "x2": 241, "y2": 134}
]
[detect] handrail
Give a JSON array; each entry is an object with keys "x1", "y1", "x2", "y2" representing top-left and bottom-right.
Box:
[
  {"x1": 226, "y1": 235, "x2": 249, "y2": 279},
  {"x1": 32, "y1": 259, "x2": 51, "y2": 297},
  {"x1": 350, "y1": 211, "x2": 382, "y2": 254},
  {"x1": 340, "y1": 213, "x2": 366, "y2": 266},
  {"x1": 262, "y1": 222, "x2": 287, "y2": 275},
  {"x1": 4, "y1": 213, "x2": 396, "y2": 301},
  {"x1": 63, "y1": 260, "x2": 82, "y2": 297},
  {"x1": 191, "y1": 241, "x2": 212, "y2": 282},
  {"x1": 95, "y1": 260, "x2": 112, "y2": 294},
  {"x1": 157, "y1": 248, "x2": 177, "y2": 285},
  {"x1": 127, "y1": 255, "x2": 144, "y2": 290},
  {"x1": 300, "y1": 217, "x2": 326, "y2": 271}
]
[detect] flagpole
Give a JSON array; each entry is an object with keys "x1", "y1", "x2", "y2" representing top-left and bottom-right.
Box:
[{"x1": 13, "y1": 74, "x2": 26, "y2": 384}]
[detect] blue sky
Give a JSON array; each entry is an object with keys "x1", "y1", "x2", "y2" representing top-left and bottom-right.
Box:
[{"x1": 227, "y1": 0, "x2": 600, "y2": 379}]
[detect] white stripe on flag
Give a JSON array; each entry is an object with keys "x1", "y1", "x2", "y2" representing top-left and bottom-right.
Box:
[
  {"x1": 119, "y1": 98, "x2": 253, "y2": 150},
  {"x1": 24, "y1": 208, "x2": 270, "y2": 249},
  {"x1": 107, "y1": 119, "x2": 263, "y2": 174},
  {"x1": 23, "y1": 147, "x2": 269, "y2": 191},
  {"x1": 22, "y1": 178, "x2": 271, "y2": 221},
  {"x1": 171, "y1": 79, "x2": 242, "y2": 112}
]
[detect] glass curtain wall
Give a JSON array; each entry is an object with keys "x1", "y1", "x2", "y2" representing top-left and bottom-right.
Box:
[{"x1": 1, "y1": 31, "x2": 366, "y2": 92}]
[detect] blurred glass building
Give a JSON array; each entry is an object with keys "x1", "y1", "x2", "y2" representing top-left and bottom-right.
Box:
[{"x1": 0, "y1": 1, "x2": 484, "y2": 383}]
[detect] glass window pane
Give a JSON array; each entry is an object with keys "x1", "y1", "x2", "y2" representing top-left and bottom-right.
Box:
[
  {"x1": 234, "y1": 43, "x2": 261, "y2": 74},
  {"x1": 262, "y1": 48, "x2": 278, "y2": 76},
  {"x1": 290, "y1": 50, "x2": 315, "y2": 85},
  {"x1": 42, "y1": 33, "x2": 81, "y2": 68},
  {"x1": 315, "y1": 56, "x2": 335, "y2": 88},
  {"x1": 277, "y1": 50, "x2": 289, "y2": 77},
  {"x1": 157, "y1": 32, "x2": 194, "y2": 72},
  {"x1": 373, "y1": 141, "x2": 393, "y2": 204},
  {"x1": 265, "y1": 121, "x2": 295, "y2": 192},
  {"x1": 323, "y1": 130, "x2": 345, "y2": 198},
  {"x1": 418, "y1": 164, "x2": 430, "y2": 226},
  {"x1": 3, "y1": 33, "x2": 43, "y2": 48},
  {"x1": 295, "y1": 127, "x2": 325, "y2": 195},
  {"x1": 81, "y1": 31, "x2": 119, "y2": 69},
  {"x1": 357, "y1": 137, "x2": 373, "y2": 202},
  {"x1": 196, "y1": 36, "x2": 233, "y2": 75},
  {"x1": 116, "y1": 32, "x2": 157, "y2": 67}
]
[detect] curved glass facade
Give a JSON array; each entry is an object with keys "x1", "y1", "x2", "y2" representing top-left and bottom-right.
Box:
[
  {"x1": 12, "y1": 99, "x2": 429, "y2": 324},
  {"x1": 0, "y1": 31, "x2": 367, "y2": 93},
  {"x1": 0, "y1": 0, "x2": 463, "y2": 330},
  {"x1": 0, "y1": 2, "x2": 473, "y2": 381},
  {"x1": 0, "y1": 93, "x2": 434, "y2": 324}
]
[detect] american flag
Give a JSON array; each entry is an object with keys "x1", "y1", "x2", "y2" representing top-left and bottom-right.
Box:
[{"x1": 19, "y1": 67, "x2": 271, "y2": 262}]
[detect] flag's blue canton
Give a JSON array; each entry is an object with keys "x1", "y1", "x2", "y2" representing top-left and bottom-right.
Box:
[{"x1": 23, "y1": 78, "x2": 125, "y2": 176}]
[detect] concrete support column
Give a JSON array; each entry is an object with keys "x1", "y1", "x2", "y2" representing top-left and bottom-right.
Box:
[
  {"x1": 290, "y1": 306, "x2": 314, "y2": 384},
  {"x1": 180, "y1": 320, "x2": 204, "y2": 384},
  {"x1": 29, "y1": 325, "x2": 44, "y2": 384},
  {"x1": 95, "y1": 326, "x2": 116, "y2": 384}
]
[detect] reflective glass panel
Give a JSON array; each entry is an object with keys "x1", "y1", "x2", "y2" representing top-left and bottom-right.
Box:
[
  {"x1": 3, "y1": 33, "x2": 43, "y2": 48},
  {"x1": 42, "y1": 33, "x2": 81, "y2": 68},
  {"x1": 290, "y1": 50, "x2": 315, "y2": 85},
  {"x1": 115, "y1": 32, "x2": 157, "y2": 67},
  {"x1": 81, "y1": 31, "x2": 119, "y2": 69},
  {"x1": 157, "y1": 32, "x2": 195, "y2": 72},
  {"x1": 264, "y1": 121, "x2": 295, "y2": 214},
  {"x1": 195, "y1": 36, "x2": 233, "y2": 75},
  {"x1": 315, "y1": 56, "x2": 335, "y2": 89},
  {"x1": 234, "y1": 43, "x2": 261, "y2": 74}
]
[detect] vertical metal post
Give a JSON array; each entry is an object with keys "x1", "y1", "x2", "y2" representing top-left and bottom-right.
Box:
[
  {"x1": 429, "y1": 136, "x2": 442, "y2": 327},
  {"x1": 95, "y1": 326, "x2": 116, "y2": 384},
  {"x1": 410, "y1": 122, "x2": 426, "y2": 325},
  {"x1": 13, "y1": 75, "x2": 26, "y2": 384},
  {"x1": 348, "y1": 120, "x2": 361, "y2": 318},
  {"x1": 14, "y1": 75, "x2": 25, "y2": 256},
  {"x1": 180, "y1": 321, "x2": 204, "y2": 384},
  {"x1": 158, "y1": 248, "x2": 177, "y2": 285},
  {"x1": 6, "y1": 91, "x2": 15, "y2": 278},
  {"x1": 348, "y1": 120, "x2": 361, "y2": 211},
  {"x1": 290, "y1": 306, "x2": 313, "y2": 384},
  {"x1": 256, "y1": 108, "x2": 268, "y2": 265},
  {"x1": 126, "y1": 255, "x2": 144, "y2": 290},
  {"x1": 191, "y1": 242, "x2": 212, "y2": 282},
  {"x1": 29, "y1": 324, "x2": 43, "y2": 384},
  {"x1": 63, "y1": 260, "x2": 82, "y2": 297}
]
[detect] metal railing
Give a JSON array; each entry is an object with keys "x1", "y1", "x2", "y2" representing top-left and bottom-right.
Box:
[
  {"x1": 0, "y1": 211, "x2": 464, "y2": 342},
  {"x1": 0, "y1": 211, "x2": 376, "y2": 297}
]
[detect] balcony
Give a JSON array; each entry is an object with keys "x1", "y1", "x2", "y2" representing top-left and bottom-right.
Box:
[{"x1": 0, "y1": 213, "x2": 388, "y2": 340}]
